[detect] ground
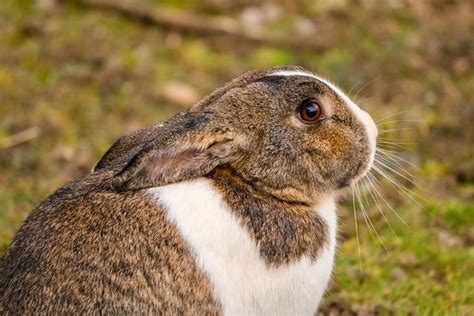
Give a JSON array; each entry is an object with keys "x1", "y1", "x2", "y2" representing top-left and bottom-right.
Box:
[{"x1": 0, "y1": 0, "x2": 473, "y2": 314}]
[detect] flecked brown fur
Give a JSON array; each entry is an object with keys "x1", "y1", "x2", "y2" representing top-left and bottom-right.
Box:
[
  {"x1": 0, "y1": 65, "x2": 373, "y2": 313},
  {"x1": 0, "y1": 171, "x2": 219, "y2": 314}
]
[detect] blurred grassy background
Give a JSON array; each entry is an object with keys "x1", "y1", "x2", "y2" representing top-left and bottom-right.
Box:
[{"x1": 0, "y1": 0, "x2": 472, "y2": 314}]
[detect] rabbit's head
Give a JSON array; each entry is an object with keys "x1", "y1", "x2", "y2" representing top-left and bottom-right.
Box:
[{"x1": 105, "y1": 66, "x2": 377, "y2": 204}]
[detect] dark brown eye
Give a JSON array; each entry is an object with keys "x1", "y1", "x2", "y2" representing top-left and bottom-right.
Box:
[{"x1": 298, "y1": 99, "x2": 324, "y2": 123}]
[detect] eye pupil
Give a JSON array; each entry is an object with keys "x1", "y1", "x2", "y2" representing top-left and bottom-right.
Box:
[
  {"x1": 305, "y1": 103, "x2": 319, "y2": 118},
  {"x1": 299, "y1": 100, "x2": 323, "y2": 123}
]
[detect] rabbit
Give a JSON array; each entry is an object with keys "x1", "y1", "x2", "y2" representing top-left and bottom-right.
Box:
[{"x1": 0, "y1": 65, "x2": 378, "y2": 315}]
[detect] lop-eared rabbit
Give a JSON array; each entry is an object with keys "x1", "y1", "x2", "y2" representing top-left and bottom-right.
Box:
[{"x1": 0, "y1": 66, "x2": 378, "y2": 314}]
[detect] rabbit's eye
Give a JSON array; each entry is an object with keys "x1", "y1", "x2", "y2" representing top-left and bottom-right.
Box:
[{"x1": 298, "y1": 99, "x2": 324, "y2": 123}]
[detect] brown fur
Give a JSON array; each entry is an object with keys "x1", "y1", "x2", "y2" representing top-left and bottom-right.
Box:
[
  {"x1": 0, "y1": 172, "x2": 219, "y2": 314},
  {"x1": 0, "y1": 65, "x2": 373, "y2": 313}
]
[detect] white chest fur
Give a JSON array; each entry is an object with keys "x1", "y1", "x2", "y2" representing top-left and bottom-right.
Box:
[{"x1": 149, "y1": 178, "x2": 337, "y2": 315}]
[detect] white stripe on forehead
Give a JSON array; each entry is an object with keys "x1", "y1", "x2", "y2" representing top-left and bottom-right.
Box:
[
  {"x1": 268, "y1": 70, "x2": 357, "y2": 114},
  {"x1": 268, "y1": 70, "x2": 370, "y2": 129}
]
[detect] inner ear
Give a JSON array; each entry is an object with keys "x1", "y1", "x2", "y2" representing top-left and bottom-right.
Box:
[{"x1": 111, "y1": 140, "x2": 235, "y2": 192}]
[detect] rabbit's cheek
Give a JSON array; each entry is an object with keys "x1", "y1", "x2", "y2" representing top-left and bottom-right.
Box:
[{"x1": 326, "y1": 112, "x2": 376, "y2": 185}]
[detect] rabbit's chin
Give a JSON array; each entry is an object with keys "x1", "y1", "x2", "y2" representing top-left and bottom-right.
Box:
[{"x1": 348, "y1": 142, "x2": 377, "y2": 186}]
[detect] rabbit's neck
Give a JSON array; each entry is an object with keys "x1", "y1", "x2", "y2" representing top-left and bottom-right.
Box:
[
  {"x1": 208, "y1": 168, "x2": 333, "y2": 265},
  {"x1": 150, "y1": 176, "x2": 336, "y2": 314}
]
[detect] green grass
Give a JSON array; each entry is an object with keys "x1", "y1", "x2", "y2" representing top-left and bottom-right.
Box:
[
  {"x1": 335, "y1": 194, "x2": 473, "y2": 315},
  {"x1": 0, "y1": 0, "x2": 472, "y2": 314}
]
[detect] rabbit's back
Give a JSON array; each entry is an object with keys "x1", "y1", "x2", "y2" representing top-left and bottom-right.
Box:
[{"x1": 0, "y1": 171, "x2": 219, "y2": 314}]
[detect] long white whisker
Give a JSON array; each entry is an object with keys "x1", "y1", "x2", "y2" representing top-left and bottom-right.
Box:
[
  {"x1": 372, "y1": 165, "x2": 428, "y2": 210},
  {"x1": 375, "y1": 152, "x2": 404, "y2": 169},
  {"x1": 379, "y1": 128, "x2": 415, "y2": 134},
  {"x1": 374, "y1": 156, "x2": 416, "y2": 186},
  {"x1": 361, "y1": 178, "x2": 389, "y2": 252},
  {"x1": 364, "y1": 175, "x2": 398, "y2": 236},
  {"x1": 375, "y1": 153, "x2": 418, "y2": 181},
  {"x1": 376, "y1": 119, "x2": 423, "y2": 125},
  {"x1": 377, "y1": 148, "x2": 419, "y2": 170},
  {"x1": 375, "y1": 158, "x2": 418, "y2": 190},
  {"x1": 377, "y1": 142, "x2": 411, "y2": 151},
  {"x1": 347, "y1": 82, "x2": 361, "y2": 99},
  {"x1": 377, "y1": 139, "x2": 415, "y2": 145},
  {"x1": 375, "y1": 110, "x2": 413, "y2": 123},
  {"x1": 351, "y1": 186, "x2": 362, "y2": 270},
  {"x1": 374, "y1": 158, "x2": 418, "y2": 188},
  {"x1": 353, "y1": 81, "x2": 371, "y2": 102},
  {"x1": 377, "y1": 138, "x2": 415, "y2": 144},
  {"x1": 369, "y1": 174, "x2": 410, "y2": 228},
  {"x1": 355, "y1": 181, "x2": 387, "y2": 252}
]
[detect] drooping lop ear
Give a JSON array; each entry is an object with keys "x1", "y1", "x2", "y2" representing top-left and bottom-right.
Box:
[
  {"x1": 93, "y1": 123, "x2": 165, "y2": 173},
  {"x1": 111, "y1": 135, "x2": 239, "y2": 192},
  {"x1": 101, "y1": 67, "x2": 272, "y2": 191}
]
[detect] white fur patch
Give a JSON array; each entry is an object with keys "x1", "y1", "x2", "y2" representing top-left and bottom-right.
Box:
[
  {"x1": 269, "y1": 70, "x2": 377, "y2": 179},
  {"x1": 149, "y1": 178, "x2": 337, "y2": 315}
]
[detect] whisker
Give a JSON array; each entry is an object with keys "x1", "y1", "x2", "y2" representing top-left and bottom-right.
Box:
[
  {"x1": 363, "y1": 175, "x2": 398, "y2": 237},
  {"x1": 353, "y1": 81, "x2": 371, "y2": 102},
  {"x1": 377, "y1": 142, "x2": 411, "y2": 151},
  {"x1": 355, "y1": 96, "x2": 370, "y2": 105},
  {"x1": 351, "y1": 186, "x2": 363, "y2": 270},
  {"x1": 360, "y1": 179, "x2": 389, "y2": 252},
  {"x1": 374, "y1": 157, "x2": 418, "y2": 188},
  {"x1": 377, "y1": 139, "x2": 415, "y2": 145},
  {"x1": 376, "y1": 152, "x2": 417, "y2": 176},
  {"x1": 376, "y1": 119, "x2": 423, "y2": 125},
  {"x1": 347, "y1": 82, "x2": 362, "y2": 99},
  {"x1": 375, "y1": 155, "x2": 416, "y2": 183},
  {"x1": 377, "y1": 140, "x2": 415, "y2": 148},
  {"x1": 379, "y1": 128, "x2": 415, "y2": 134},
  {"x1": 375, "y1": 110, "x2": 413, "y2": 123},
  {"x1": 376, "y1": 148, "x2": 419, "y2": 170},
  {"x1": 355, "y1": 182, "x2": 387, "y2": 252},
  {"x1": 369, "y1": 173, "x2": 410, "y2": 228},
  {"x1": 372, "y1": 165, "x2": 428, "y2": 210}
]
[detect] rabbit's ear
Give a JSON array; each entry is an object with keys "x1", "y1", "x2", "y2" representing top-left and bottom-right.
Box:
[
  {"x1": 111, "y1": 135, "x2": 238, "y2": 191},
  {"x1": 93, "y1": 124, "x2": 163, "y2": 173}
]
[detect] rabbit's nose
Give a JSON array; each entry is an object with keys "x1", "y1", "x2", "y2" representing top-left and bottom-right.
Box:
[{"x1": 360, "y1": 110, "x2": 378, "y2": 141}]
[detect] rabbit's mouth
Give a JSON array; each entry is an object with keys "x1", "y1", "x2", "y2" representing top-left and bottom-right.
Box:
[
  {"x1": 336, "y1": 160, "x2": 365, "y2": 189},
  {"x1": 350, "y1": 136, "x2": 377, "y2": 185},
  {"x1": 351, "y1": 161, "x2": 368, "y2": 185}
]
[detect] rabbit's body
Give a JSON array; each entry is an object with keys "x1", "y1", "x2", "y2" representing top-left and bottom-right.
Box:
[{"x1": 0, "y1": 66, "x2": 377, "y2": 314}]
